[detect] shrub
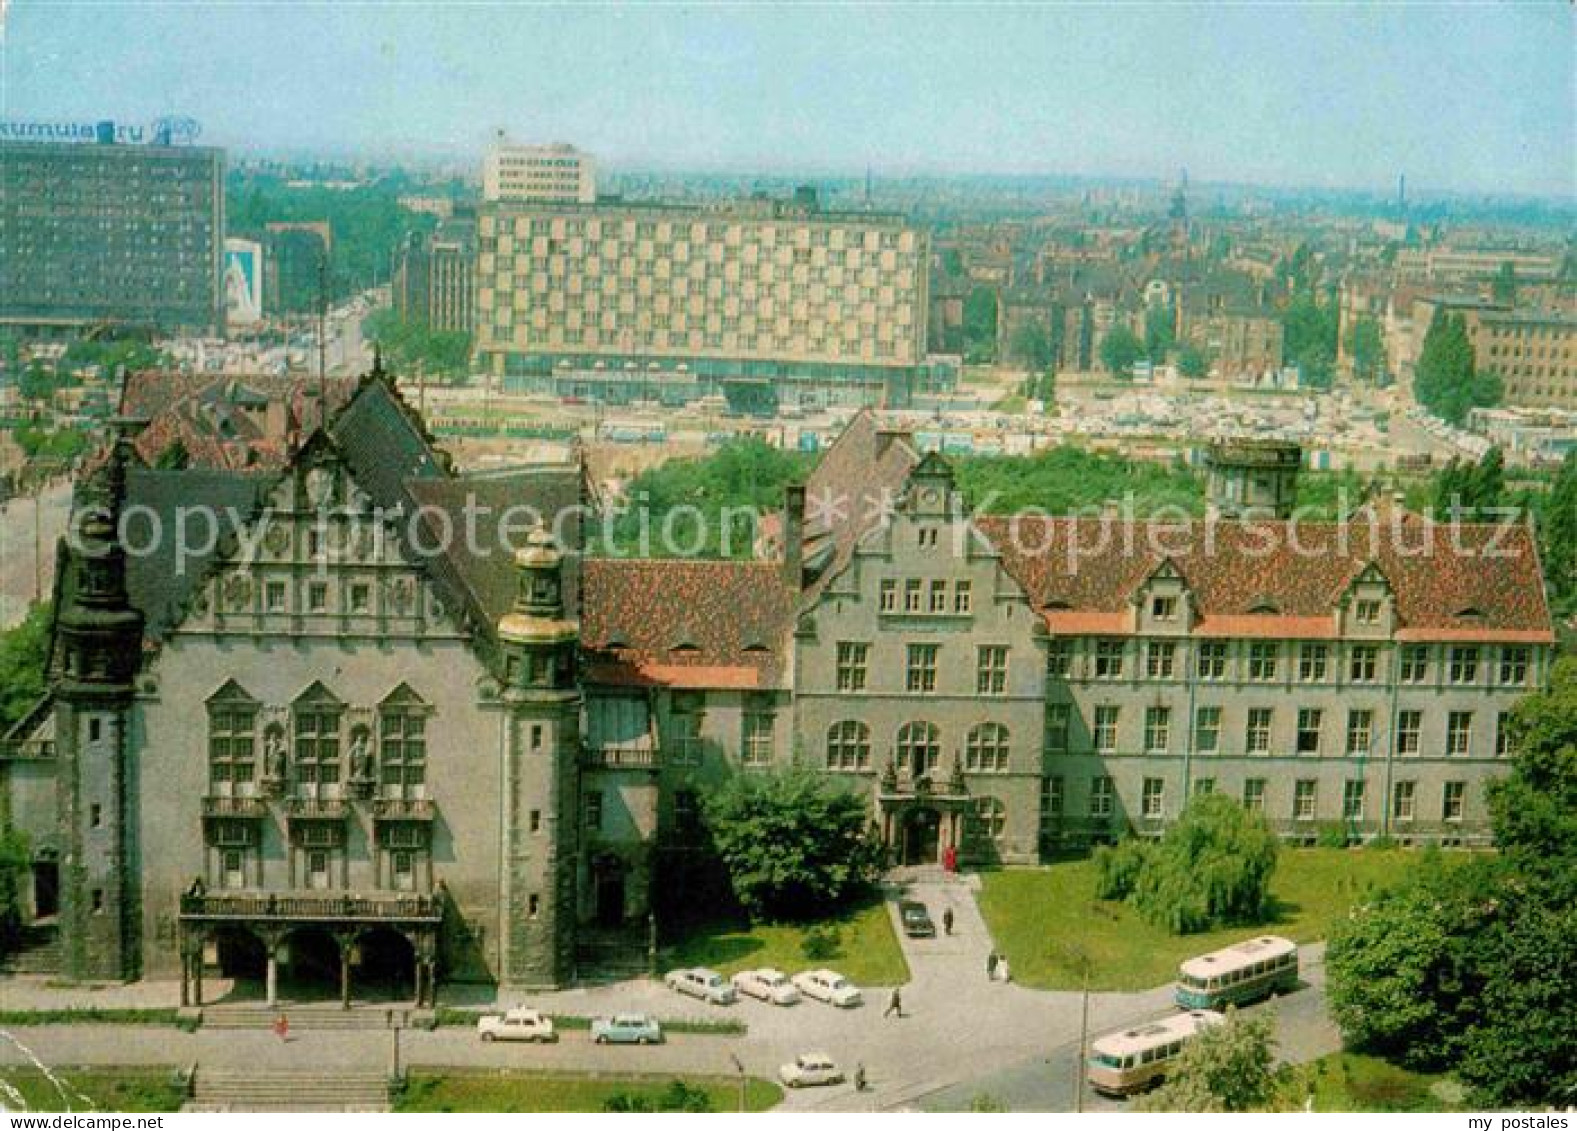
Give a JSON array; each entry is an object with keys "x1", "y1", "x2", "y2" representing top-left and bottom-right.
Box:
[{"x1": 801, "y1": 924, "x2": 842, "y2": 961}]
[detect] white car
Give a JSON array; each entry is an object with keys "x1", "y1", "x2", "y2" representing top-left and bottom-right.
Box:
[
  {"x1": 663, "y1": 966, "x2": 738, "y2": 1005},
  {"x1": 731, "y1": 967, "x2": 801, "y2": 1005},
  {"x1": 779, "y1": 1052, "x2": 845, "y2": 1088},
  {"x1": 477, "y1": 1008, "x2": 557, "y2": 1042},
  {"x1": 791, "y1": 968, "x2": 863, "y2": 1008}
]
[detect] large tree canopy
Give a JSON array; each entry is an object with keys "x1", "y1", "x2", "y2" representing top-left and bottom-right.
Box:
[{"x1": 1413, "y1": 311, "x2": 1501, "y2": 425}]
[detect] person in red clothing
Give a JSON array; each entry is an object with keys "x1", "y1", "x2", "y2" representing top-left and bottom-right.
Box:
[
  {"x1": 273, "y1": 1013, "x2": 290, "y2": 1042},
  {"x1": 942, "y1": 844, "x2": 958, "y2": 873}
]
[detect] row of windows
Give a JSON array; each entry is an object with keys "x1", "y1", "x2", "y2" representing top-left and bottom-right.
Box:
[
  {"x1": 876, "y1": 577, "x2": 974, "y2": 616},
  {"x1": 823, "y1": 719, "x2": 1013, "y2": 772},
  {"x1": 1041, "y1": 774, "x2": 1472, "y2": 823}
]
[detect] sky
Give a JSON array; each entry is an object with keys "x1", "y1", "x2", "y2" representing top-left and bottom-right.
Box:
[{"x1": 0, "y1": 2, "x2": 1572, "y2": 197}]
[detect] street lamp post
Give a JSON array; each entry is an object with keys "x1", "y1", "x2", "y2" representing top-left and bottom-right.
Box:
[{"x1": 728, "y1": 1053, "x2": 746, "y2": 1113}]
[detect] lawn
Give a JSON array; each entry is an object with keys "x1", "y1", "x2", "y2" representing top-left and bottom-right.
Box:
[
  {"x1": 0, "y1": 1067, "x2": 186, "y2": 1113},
  {"x1": 977, "y1": 848, "x2": 1428, "y2": 991},
  {"x1": 1294, "y1": 1052, "x2": 1464, "y2": 1112},
  {"x1": 397, "y1": 1071, "x2": 781, "y2": 1113},
  {"x1": 663, "y1": 896, "x2": 910, "y2": 987}
]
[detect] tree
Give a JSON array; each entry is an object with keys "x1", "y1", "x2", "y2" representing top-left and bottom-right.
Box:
[
  {"x1": 1489, "y1": 657, "x2": 1577, "y2": 868},
  {"x1": 0, "y1": 827, "x2": 29, "y2": 953},
  {"x1": 1144, "y1": 305, "x2": 1176, "y2": 363},
  {"x1": 0, "y1": 602, "x2": 51, "y2": 735},
  {"x1": 1281, "y1": 294, "x2": 1338, "y2": 388},
  {"x1": 1346, "y1": 316, "x2": 1386, "y2": 384},
  {"x1": 1433, "y1": 448, "x2": 1504, "y2": 517},
  {"x1": 1540, "y1": 451, "x2": 1577, "y2": 615},
  {"x1": 1414, "y1": 311, "x2": 1501, "y2": 425},
  {"x1": 1099, "y1": 326, "x2": 1145, "y2": 377},
  {"x1": 1009, "y1": 318, "x2": 1053, "y2": 373},
  {"x1": 1094, "y1": 793, "x2": 1278, "y2": 934},
  {"x1": 701, "y1": 771, "x2": 883, "y2": 921},
  {"x1": 1137, "y1": 1010, "x2": 1282, "y2": 1112},
  {"x1": 963, "y1": 286, "x2": 999, "y2": 363},
  {"x1": 1177, "y1": 344, "x2": 1210, "y2": 379}
]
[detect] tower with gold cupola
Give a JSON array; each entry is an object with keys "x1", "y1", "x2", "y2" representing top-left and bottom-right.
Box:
[{"x1": 495, "y1": 526, "x2": 581, "y2": 987}]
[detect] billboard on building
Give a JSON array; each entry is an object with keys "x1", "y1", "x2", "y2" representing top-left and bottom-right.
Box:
[{"x1": 223, "y1": 238, "x2": 264, "y2": 327}]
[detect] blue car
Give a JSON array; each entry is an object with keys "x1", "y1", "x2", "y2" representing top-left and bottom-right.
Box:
[{"x1": 591, "y1": 1013, "x2": 664, "y2": 1045}]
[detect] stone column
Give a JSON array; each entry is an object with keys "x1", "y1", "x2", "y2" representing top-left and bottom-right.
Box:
[
  {"x1": 340, "y1": 946, "x2": 352, "y2": 1010},
  {"x1": 266, "y1": 950, "x2": 279, "y2": 1007},
  {"x1": 193, "y1": 950, "x2": 204, "y2": 1008},
  {"x1": 179, "y1": 950, "x2": 190, "y2": 1008}
]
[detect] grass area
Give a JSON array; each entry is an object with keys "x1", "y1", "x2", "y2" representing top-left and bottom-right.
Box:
[
  {"x1": 664, "y1": 897, "x2": 910, "y2": 987},
  {"x1": 1294, "y1": 1052, "x2": 1465, "y2": 1113},
  {"x1": 432, "y1": 1009, "x2": 744, "y2": 1036},
  {"x1": 978, "y1": 848, "x2": 1426, "y2": 991},
  {"x1": 0, "y1": 1068, "x2": 186, "y2": 1113},
  {"x1": 397, "y1": 1070, "x2": 781, "y2": 1113}
]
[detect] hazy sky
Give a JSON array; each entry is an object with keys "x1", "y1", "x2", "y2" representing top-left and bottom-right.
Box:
[{"x1": 1, "y1": 2, "x2": 1572, "y2": 196}]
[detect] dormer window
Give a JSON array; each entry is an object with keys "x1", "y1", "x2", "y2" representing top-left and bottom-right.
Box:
[
  {"x1": 1354, "y1": 599, "x2": 1381, "y2": 625},
  {"x1": 1151, "y1": 596, "x2": 1177, "y2": 621}
]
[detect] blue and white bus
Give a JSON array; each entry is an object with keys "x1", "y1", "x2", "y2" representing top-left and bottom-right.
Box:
[{"x1": 1174, "y1": 935, "x2": 1298, "y2": 1010}]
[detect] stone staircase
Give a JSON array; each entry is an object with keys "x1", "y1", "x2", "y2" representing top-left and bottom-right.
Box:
[
  {"x1": 199, "y1": 1005, "x2": 419, "y2": 1031},
  {"x1": 1, "y1": 925, "x2": 61, "y2": 975},
  {"x1": 185, "y1": 1069, "x2": 391, "y2": 1112}
]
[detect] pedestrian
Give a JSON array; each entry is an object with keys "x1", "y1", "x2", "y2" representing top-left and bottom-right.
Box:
[
  {"x1": 942, "y1": 907, "x2": 955, "y2": 936},
  {"x1": 986, "y1": 951, "x2": 998, "y2": 980},
  {"x1": 273, "y1": 1013, "x2": 290, "y2": 1042},
  {"x1": 884, "y1": 987, "x2": 903, "y2": 1018},
  {"x1": 854, "y1": 1063, "x2": 867, "y2": 1092},
  {"x1": 998, "y1": 956, "x2": 1012, "y2": 984}
]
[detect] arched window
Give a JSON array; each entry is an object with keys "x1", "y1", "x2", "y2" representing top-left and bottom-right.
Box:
[
  {"x1": 896, "y1": 721, "x2": 940, "y2": 778},
  {"x1": 826, "y1": 721, "x2": 870, "y2": 771},
  {"x1": 207, "y1": 681, "x2": 258, "y2": 790},
  {"x1": 379, "y1": 685, "x2": 429, "y2": 791},
  {"x1": 965, "y1": 723, "x2": 1011, "y2": 772},
  {"x1": 292, "y1": 682, "x2": 343, "y2": 788},
  {"x1": 969, "y1": 796, "x2": 1007, "y2": 842}
]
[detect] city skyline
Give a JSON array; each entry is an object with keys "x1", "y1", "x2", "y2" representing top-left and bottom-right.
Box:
[{"x1": 1, "y1": 2, "x2": 1573, "y2": 198}]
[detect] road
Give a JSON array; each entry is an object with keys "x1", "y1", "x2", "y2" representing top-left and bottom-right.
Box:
[{"x1": 0, "y1": 480, "x2": 72, "y2": 629}]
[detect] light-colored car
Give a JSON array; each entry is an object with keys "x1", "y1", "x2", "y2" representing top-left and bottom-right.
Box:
[
  {"x1": 590, "y1": 1014, "x2": 664, "y2": 1045},
  {"x1": 664, "y1": 966, "x2": 738, "y2": 1005},
  {"x1": 779, "y1": 1052, "x2": 845, "y2": 1088},
  {"x1": 791, "y1": 968, "x2": 863, "y2": 1008},
  {"x1": 731, "y1": 967, "x2": 801, "y2": 1005},
  {"x1": 477, "y1": 1008, "x2": 557, "y2": 1043}
]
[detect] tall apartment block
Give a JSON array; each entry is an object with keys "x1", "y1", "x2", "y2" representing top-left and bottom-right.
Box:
[
  {"x1": 0, "y1": 135, "x2": 224, "y2": 336},
  {"x1": 483, "y1": 141, "x2": 597, "y2": 204},
  {"x1": 394, "y1": 217, "x2": 478, "y2": 334}
]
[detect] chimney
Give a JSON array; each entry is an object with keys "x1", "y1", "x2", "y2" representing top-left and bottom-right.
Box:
[{"x1": 782, "y1": 483, "x2": 806, "y2": 588}]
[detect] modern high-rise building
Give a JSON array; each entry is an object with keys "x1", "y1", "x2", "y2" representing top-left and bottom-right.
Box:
[
  {"x1": 475, "y1": 191, "x2": 935, "y2": 407},
  {"x1": 0, "y1": 133, "x2": 224, "y2": 335},
  {"x1": 483, "y1": 141, "x2": 597, "y2": 204},
  {"x1": 394, "y1": 217, "x2": 478, "y2": 334}
]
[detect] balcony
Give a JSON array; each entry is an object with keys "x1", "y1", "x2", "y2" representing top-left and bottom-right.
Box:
[
  {"x1": 178, "y1": 891, "x2": 442, "y2": 924},
  {"x1": 372, "y1": 797, "x2": 437, "y2": 822},
  {"x1": 283, "y1": 797, "x2": 351, "y2": 821},
  {"x1": 582, "y1": 745, "x2": 659, "y2": 770},
  {"x1": 201, "y1": 795, "x2": 270, "y2": 820}
]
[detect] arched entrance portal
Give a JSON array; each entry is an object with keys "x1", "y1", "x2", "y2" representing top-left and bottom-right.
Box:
[
  {"x1": 281, "y1": 927, "x2": 342, "y2": 1003},
  {"x1": 208, "y1": 925, "x2": 268, "y2": 1002},
  {"x1": 351, "y1": 927, "x2": 416, "y2": 1003},
  {"x1": 902, "y1": 808, "x2": 941, "y2": 865}
]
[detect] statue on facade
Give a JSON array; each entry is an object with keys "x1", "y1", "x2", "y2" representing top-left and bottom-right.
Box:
[
  {"x1": 264, "y1": 729, "x2": 288, "y2": 781},
  {"x1": 348, "y1": 730, "x2": 374, "y2": 783}
]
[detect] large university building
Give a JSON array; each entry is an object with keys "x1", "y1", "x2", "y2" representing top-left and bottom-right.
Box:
[
  {"x1": 0, "y1": 134, "x2": 224, "y2": 336},
  {"x1": 1, "y1": 376, "x2": 1553, "y2": 1005},
  {"x1": 474, "y1": 192, "x2": 934, "y2": 407}
]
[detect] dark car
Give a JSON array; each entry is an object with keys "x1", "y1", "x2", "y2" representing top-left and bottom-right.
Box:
[{"x1": 899, "y1": 900, "x2": 936, "y2": 938}]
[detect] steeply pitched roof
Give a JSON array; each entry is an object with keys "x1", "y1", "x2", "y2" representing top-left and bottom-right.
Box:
[
  {"x1": 581, "y1": 559, "x2": 796, "y2": 689},
  {"x1": 975, "y1": 515, "x2": 1553, "y2": 643},
  {"x1": 799, "y1": 409, "x2": 921, "y2": 594}
]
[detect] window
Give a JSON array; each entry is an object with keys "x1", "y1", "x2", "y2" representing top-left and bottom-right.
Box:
[
  {"x1": 1093, "y1": 706, "x2": 1120, "y2": 753},
  {"x1": 1293, "y1": 780, "x2": 1317, "y2": 821},
  {"x1": 1243, "y1": 778, "x2": 1266, "y2": 813},
  {"x1": 349, "y1": 582, "x2": 372, "y2": 613},
  {"x1": 208, "y1": 693, "x2": 257, "y2": 787},
  {"x1": 928, "y1": 579, "x2": 948, "y2": 613},
  {"x1": 977, "y1": 646, "x2": 1008, "y2": 695},
  {"x1": 1089, "y1": 776, "x2": 1115, "y2": 818},
  {"x1": 1349, "y1": 645, "x2": 1379, "y2": 683},
  {"x1": 1193, "y1": 778, "x2": 1216, "y2": 795},
  {"x1": 379, "y1": 688, "x2": 428, "y2": 790},
  {"x1": 1151, "y1": 595, "x2": 1177, "y2": 621},
  {"x1": 1495, "y1": 712, "x2": 1513, "y2": 757},
  {"x1": 896, "y1": 721, "x2": 940, "y2": 777},
  {"x1": 1446, "y1": 711, "x2": 1473, "y2": 756},
  {"x1": 1144, "y1": 707, "x2": 1171, "y2": 754},
  {"x1": 1246, "y1": 708, "x2": 1273, "y2": 754},
  {"x1": 906, "y1": 644, "x2": 940, "y2": 693},
  {"x1": 1392, "y1": 780, "x2": 1416, "y2": 822},
  {"x1": 1248, "y1": 643, "x2": 1279, "y2": 681},
  {"x1": 1045, "y1": 704, "x2": 1071, "y2": 752},
  {"x1": 307, "y1": 581, "x2": 328, "y2": 613},
  {"x1": 265, "y1": 581, "x2": 286, "y2": 613},
  {"x1": 292, "y1": 689, "x2": 341, "y2": 787},
  {"x1": 1499, "y1": 647, "x2": 1530, "y2": 686},
  {"x1": 1041, "y1": 775, "x2": 1064, "y2": 821},
  {"x1": 969, "y1": 797, "x2": 1006, "y2": 841},
  {"x1": 1342, "y1": 780, "x2": 1366, "y2": 821},
  {"x1": 1443, "y1": 781, "x2": 1466, "y2": 822},
  {"x1": 1296, "y1": 708, "x2": 1323, "y2": 754},
  {"x1": 584, "y1": 791, "x2": 604, "y2": 831},
  {"x1": 1146, "y1": 642, "x2": 1176, "y2": 679},
  {"x1": 836, "y1": 642, "x2": 869, "y2": 692},
  {"x1": 1400, "y1": 646, "x2": 1429, "y2": 683},
  {"x1": 1196, "y1": 642, "x2": 1227, "y2": 680},
  {"x1": 529, "y1": 809, "x2": 541, "y2": 834},
  {"x1": 1298, "y1": 644, "x2": 1328, "y2": 682},
  {"x1": 306, "y1": 849, "x2": 331, "y2": 889},
  {"x1": 742, "y1": 702, "x2": 775, "y2": 766},
  {"x1": 903, "y1": 578, "x2": 923, "y2": 613},
  {"x1": 1449, "y1": 646, "x2": 1480, "y2": 684},
  {"x1": 1193, "y1": 706, "x2": 1222, "y2": 753},
  {"x1": 1046, "y1": 639, "x2": 1072, "y2": 678},
  {"x1": 953, "y1": 581, "x2": 973, "y2": 614},
  {"x1": 1392, "y1": 710, "x2": 1422, "y2": 757},
  {"x1": 965, "y1": 723, "x2": 1010, "y2": 772},
  {"x1": 826, "y1": 720, "x2": 871, "y2": 771},
  {"x1": 1346, "y1": 710, "x2": 1373, "y2": 756},
  {"x1": 1354, "y1": 599, "x2": 1381, "y2": 625},
  {"x1": 1094, "y1": 640, "x2": 1125, "y2": 679},
  {"x1": 1142, "y1": 777, "x2": 1164, "y2": 819},
  {"x1": 879, "y1": 579, "x2": 897, "y2": 612}
]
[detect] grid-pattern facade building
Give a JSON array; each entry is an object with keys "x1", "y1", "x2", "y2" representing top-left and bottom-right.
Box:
[
  {"x1": 0, "y1": 141, "x2": 224, "y2": 334},
  {"x1": 483, "y1": 143, "x2": 597, "y2": 204},
  {"x1": 475, "y1": 201, "x2": 930, "y2": 401},
  {"x1": 1465, "y1": 310, "x2": 1577, "y2": 409}
]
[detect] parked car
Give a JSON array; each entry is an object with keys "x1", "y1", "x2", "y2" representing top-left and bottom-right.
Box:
[
  {"x1": 898, "y1": 900, "x2": 936, "y2": 938},
  {"x1": 477, "y1": 1008, "x2": 557, "y2": 1043},
  {"x1": 779, "y1": 1052, "x2": 845, "y2": 1088},
  {"x1": 591, "y1": 1014, "x2": 664, "y2": 1045},
  {"x1": 791, "y1": 968, "x2": 863, "y2": 1008},
  {"x1": 731, "y1": 967, "x2": 801, "y2": 1005},
  {"x1": 664, "y1": 967, "x2": 738, "y2": 1005}
]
